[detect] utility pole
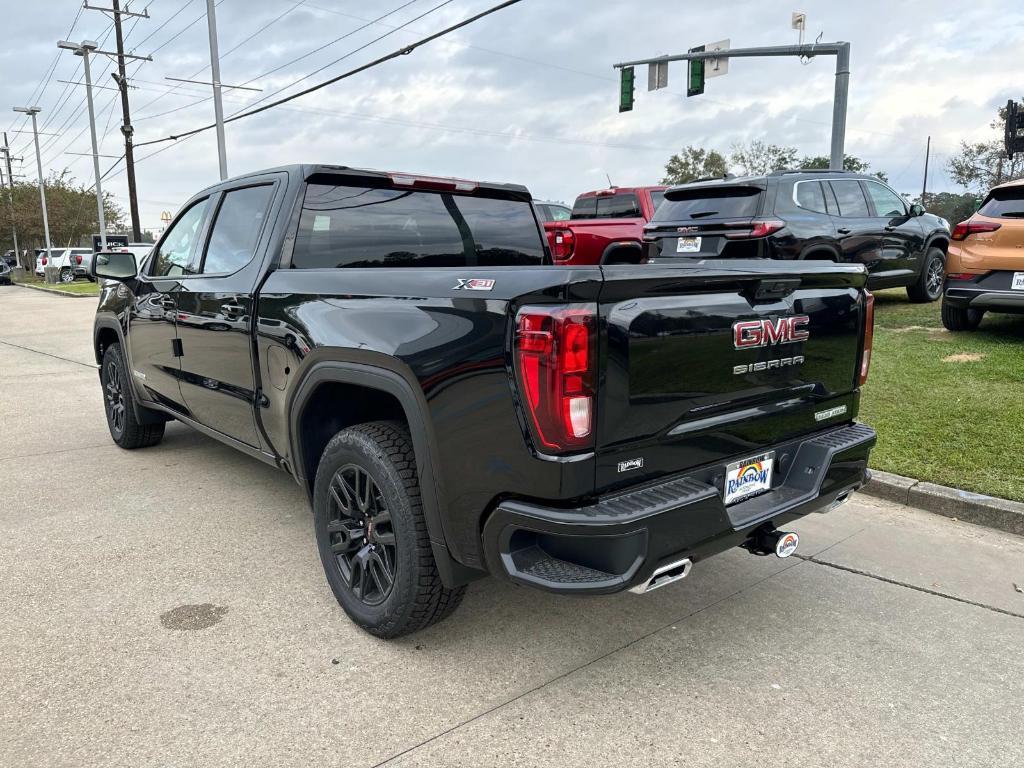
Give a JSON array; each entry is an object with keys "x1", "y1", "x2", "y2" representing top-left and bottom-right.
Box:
[
  {"x1": 85, "y1": 1, "x2": 150, "y2": 241},
  {"x1": 615, "y1": 41, "x2": 852, "y2": 170},
  {"x1": 0, "y1": 133, "x2": 20, "y2": 265},
  {"x1": 206, "y1": 0, "x2": 228, "y2": 180},
  {"x1": 111, "y1": 0, "x2": 143, "y2": 241},
  {"x1": 12, "y1": 107, "x2": 53, "y2": 267},
  {"x1": 921, "y1": 135, "x2": 930, "y2": 207}
]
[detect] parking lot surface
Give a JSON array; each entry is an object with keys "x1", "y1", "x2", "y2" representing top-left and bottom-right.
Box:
[{"x1": 2, "y1": 285, "x2": 1023, "y2": 767}]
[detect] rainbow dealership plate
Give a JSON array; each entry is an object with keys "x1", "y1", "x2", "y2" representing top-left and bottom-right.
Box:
[{"x1": 724, "y1": 451, "x2": 775, "y2": 505}]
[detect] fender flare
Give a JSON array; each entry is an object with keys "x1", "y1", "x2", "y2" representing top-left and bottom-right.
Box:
[
  {"x1": 600, "y1": 240, "x2": 643, "y2": 265},
  {"x1": 923, "y1": 232, "x2": 950, "y2": 255},
  {"x1": 286, "y1": 360, "x2": 480, "y2": 587}
]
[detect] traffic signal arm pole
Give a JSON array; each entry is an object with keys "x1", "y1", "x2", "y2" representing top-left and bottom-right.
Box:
[{"x1": 614, "y1": 42, "x2": 851, "y2": 171}]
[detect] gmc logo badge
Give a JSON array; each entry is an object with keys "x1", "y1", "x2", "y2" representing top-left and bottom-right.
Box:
[{"x1": 733, "y1": 316, "x2": 810, "y2": 349}]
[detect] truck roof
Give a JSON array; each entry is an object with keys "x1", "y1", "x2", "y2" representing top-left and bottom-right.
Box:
[{"x1": 198, "y1": 163, "x2": 532, "y2": 201}]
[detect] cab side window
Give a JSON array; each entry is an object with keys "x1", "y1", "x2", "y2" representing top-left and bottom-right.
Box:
[
  {"x1": 150, "y1": 198, "x2": 209, "y2": 277},
  {"x1": 201, "y1": 185, "x2": 274, "y2": 274},
  {"x1": 828, "y1": 180, "x2": 870, "y2": 217}
]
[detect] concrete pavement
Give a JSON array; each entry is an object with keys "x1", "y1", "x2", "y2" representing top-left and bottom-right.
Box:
[{"x1": 2, "y1": 285, "x2": 1023, "y2": 767}]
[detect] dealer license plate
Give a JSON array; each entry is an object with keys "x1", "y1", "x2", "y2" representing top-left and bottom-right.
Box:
[
  {"x1": 1011, "y1": 272, "x2": 1024, "y2": 290},
  {"x1": 724, "y1": 452, "x2": 775, "y2": 505},
  {"x1": 676, "y1": 236, "x2": 702, "y2": 253}
]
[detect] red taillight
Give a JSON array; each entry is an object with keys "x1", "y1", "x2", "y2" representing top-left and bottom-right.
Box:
[
  {"x1": 951, "y1": 219, "x2": 1001, "y2": 240},
  {"x1": 947, "y1": 272, "x2": 983, "y2": 280},
  {"x1": 723, "y1": 219, "x2": 786, "y2": 239},
  {"x1": 515, "y1": 306, "x2": 596, "y2": 452},
  {"x1": 75, "y1": 254, "x2": 83, "y2": 264},
  {"x1": 41, "y1": 256, "x2": 47, "y2": 265},
  {"x1": 859, "y1": 290, "x2": 875, "y2": 386},
  {"x1": 551, "y1": 228, "x2": 575, "y2": 262}
]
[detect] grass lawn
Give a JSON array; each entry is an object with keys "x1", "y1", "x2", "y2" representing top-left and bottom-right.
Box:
[
  {"x1": 859, "y1": 289, "x2": 1024, "y2": 502},
  {"x1": 14, "y1": 275, "x2": 100, "y2": 296}
]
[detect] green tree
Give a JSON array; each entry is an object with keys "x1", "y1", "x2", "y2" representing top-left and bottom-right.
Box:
[
  {"x1": 799, "y1": 154, "x2": 889, "y2": 182},
  {"x1": 911, "y1": 191, "x2": 980, "y2": 225},
  {"x1": 662, "y1": 145, "x2": 729, "y2": 184},
  {"x1": 0, "y1": 170, "x2": 124, "y2": 266},
  {"x1": 730, "y1": 140, "x2": 798, "y2": 176},
  {"x1": 946, "y1": 98, "x2": 1024, "y2": 193}
]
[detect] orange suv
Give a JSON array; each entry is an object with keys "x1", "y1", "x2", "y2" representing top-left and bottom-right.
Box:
[{"x1": 942, "y1": 179, "x2": 1024, "y2": 330}]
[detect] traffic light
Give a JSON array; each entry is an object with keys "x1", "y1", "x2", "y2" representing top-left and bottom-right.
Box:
[
  {"x1": 619, "y1": 66, "x2": 635, "y2": 112},
  {"x1": 687, "y1": 46, "x2": 705, "y2": 97}
]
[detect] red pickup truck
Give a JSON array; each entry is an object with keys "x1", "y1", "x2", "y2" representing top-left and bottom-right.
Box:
[{"x1": 544, "y1": 185, "x2": 666, "y2": 265}]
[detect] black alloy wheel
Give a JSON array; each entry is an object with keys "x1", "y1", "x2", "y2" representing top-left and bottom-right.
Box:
[
  {"x1": 925, "y1": 255, "x2": 944, "y2": 299},
  {"x1": 102, "y1": 357, "x2": 127, "y2": 438},
  {"x1": 325, "y1": 464, "x2": 397, "y2": 606}
]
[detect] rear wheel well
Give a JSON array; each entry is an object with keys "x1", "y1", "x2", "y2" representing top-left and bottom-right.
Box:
[
  {"x1": 95, "y1": 327, "x2": 120, "y2": 365},
  {"x1": 799, "y1": 246, "x2": 841, "y2": 262},
  {"x1": 928, "y1": 237, "x2": 949, "y2": 255},
  {"x1": 298, "y1": 382, "x2": 409, "y2": 495}
]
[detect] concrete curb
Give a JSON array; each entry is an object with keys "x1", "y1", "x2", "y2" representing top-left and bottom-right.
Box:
[
  {"x1": 12, "y1": 282, "x2": 96, "y2": 298},
  {"x1": 863, "y1": 470, "x2": 1024, "y2": 537}
]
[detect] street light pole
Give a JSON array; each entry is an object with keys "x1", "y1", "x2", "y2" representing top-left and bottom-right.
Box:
[
  {"x1": 59, "y1": 39, "x2": 106, "y2": 250},
  {"x1": 12, "y1": 107, "x2": 53, "y2": 264},
  {"x1": 205, "y1": 0, "x2": 228, "y2": 180}
]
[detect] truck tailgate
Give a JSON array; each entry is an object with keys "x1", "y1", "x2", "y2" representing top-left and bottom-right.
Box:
[{"x1": 595, "y1": 260, "x2": 869, "y2": 493}]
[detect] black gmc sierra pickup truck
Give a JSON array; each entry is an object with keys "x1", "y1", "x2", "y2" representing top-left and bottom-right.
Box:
[{"x1": 91, "y1": 164, "x2": 877, "y2": 638}]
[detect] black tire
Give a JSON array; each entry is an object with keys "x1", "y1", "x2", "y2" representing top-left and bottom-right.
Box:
[
  {"x1": 941, "y1": 299, "x2": 984, "y2": 331},
  {"x1": 86, "y1": 275, "x2": 96, "y2": 283},
  {"x1": 313, "y1": 421, "x2": 465, "y2": 638},
  {"x1": 907, "y1": 247, "x2": 945, "y2": 303},
  {"x1": 100, "y1": 343, "x2": 166, "y2": 449},
  {"x1": 59, "y1": 267, "x2": 75, "y2": 284}
]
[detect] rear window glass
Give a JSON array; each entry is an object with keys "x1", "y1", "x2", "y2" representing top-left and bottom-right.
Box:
[
  {"x1": 571, "y1": 193, "x2": 641, "y2": 219},
  {"x1": 978, "y1": 187, "x2": 1024, "y2": 218},
  {"x1": 292, "y1": 184, "x2": 544, "y2": 269},
  {"x1": 828, "y1": 180, "x2": 870, "y2": 217},
  {"x1": 795, "y1": 181, "x2": 827, "y2": 213},
  {"x1": 650, "y1": 190, "x2": 666, "y2": 212},
  {"x1": 653, "y1": 186, "x2": 762, "y2": 221}
]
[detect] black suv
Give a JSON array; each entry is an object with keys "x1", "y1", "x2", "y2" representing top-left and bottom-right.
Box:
[{"x1": 645, "y1": 169, "x2": 951, "y2": 302}]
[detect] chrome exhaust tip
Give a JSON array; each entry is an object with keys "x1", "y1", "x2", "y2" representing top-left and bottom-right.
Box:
[{"x1": 629, "y1": 557, "x2": 692, "y2": 595}]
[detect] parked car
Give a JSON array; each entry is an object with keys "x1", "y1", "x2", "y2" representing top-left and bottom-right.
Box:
[
  {"x1": 34, "y1": 248, "x2": 63, "y2": 277},
  {"x1": 941, "y1": 179, "x2": 1024, "y2": 330},
  {"x1": 38, "y1": 248, "x2": 94, "y2": 282},
  {"x1": 533, "y1": 199, "x2": 571, "y2": 222},
  {"x1": 0, "y1": 260, "x2": 11, "y2": 285},
  {"x1": 91, "y1": 164, "x2": 876, "y2": 638},
  {"x1": 544, "y1": 185, "x2": 667, "y2": 265},
  {"x1": 2, "y1": 250, "x2": 17, "y2": 268},
  {"x1": 644, "y1": 170, "x2": 952, "y2": 302}
]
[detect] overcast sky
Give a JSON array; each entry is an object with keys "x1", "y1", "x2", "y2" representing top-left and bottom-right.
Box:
[{"x1": 1, "y1": 0, "x2": 1022, "y2": 232}]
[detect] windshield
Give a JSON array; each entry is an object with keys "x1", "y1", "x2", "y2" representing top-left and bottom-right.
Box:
[{"x1": 654, "y1": 186, "x2": 762, "y2": 221}]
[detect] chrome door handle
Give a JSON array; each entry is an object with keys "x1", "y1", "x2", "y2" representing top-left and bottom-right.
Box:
[{"x1": 837, "y1": 227, "x2": 851, "y2": 234}]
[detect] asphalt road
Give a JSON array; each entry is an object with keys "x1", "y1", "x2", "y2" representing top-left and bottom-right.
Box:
[{"x1": 2, "y1": 284, "x2": 1023, "y2": 768}]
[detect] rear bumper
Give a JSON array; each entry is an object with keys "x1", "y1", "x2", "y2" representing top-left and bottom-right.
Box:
[
  {"x1": 944, "y1": 272, "x2": 1024, "y2": 313},
  {"x1": 482, "y1": 422, "x2": 876, "y2": 594}
]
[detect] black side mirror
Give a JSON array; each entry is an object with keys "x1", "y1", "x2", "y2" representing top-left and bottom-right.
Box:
[
  {"x1": 909, "y1": 203, "x2": 925, "y2": 217},
  {"x1": 91, "y1": 250, "x2": 138, "y2": 281}
]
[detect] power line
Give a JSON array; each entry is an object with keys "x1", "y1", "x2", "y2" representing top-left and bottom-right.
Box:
[
  {"x1": 137, "y1": 0, "x2": 524, "y2": 148},
  {"x1": 133, "y1": 0, "x2": 422, "y2": 123}
]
